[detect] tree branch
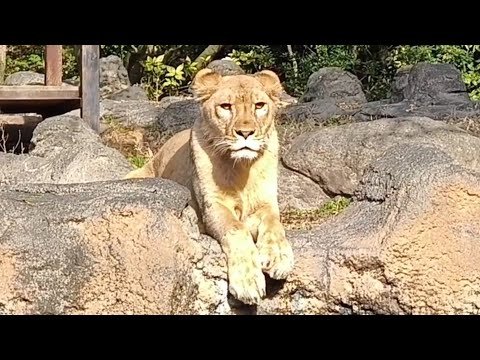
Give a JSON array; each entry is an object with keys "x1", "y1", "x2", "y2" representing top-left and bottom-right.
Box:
[{"x1": 194, "y1": 45, "x2": 225, "y2": 70}]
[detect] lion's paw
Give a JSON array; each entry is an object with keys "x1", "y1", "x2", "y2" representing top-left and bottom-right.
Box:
[
  {"x1": 227, "y1": 252, "x2": 266, "y2": 305},
  {"x1": 257, "y1": 233, "x2": 294, "y2": 280}
]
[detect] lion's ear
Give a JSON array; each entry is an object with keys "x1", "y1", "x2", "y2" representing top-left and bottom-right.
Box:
[
  {"x1": 191, "y1": 68, "x2": 222, "y2": 100},
  {"x1": 253, "y1": 70, "x2": 284, "y2": 99}
]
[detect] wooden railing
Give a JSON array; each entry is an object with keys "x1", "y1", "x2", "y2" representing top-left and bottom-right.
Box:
[{"x1": 0, "y1": 45, "x2": 100, "y2": 132}]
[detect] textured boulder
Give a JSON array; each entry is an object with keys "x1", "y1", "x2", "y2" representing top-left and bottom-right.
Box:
[
  {"x1": 107, "y1": 85, "x2": 149, "y2": 101},
  {"x1": 207, "y1": 59, "x2": 245, "y2": 76},
  {"x1": 278, "y1": 101, "x2": 347, "y2": 125},
  {"x1": 4, "y1": 71, "x2": 75, "y2": 87},
  {"x1": 300, "y1": 67, "x2": 367, "y2": 107},
  {"x1": 1, "y1": 140, "x2": 480, "y2": 314},
  {"x1": 0, "y1": 179, "x2": 196, "y2": 315},
  {"x1": 0, "y1": 115, "x2": 133, "y2": 185},
  {"x1": 279, "y1": 67, "x2": 366, "y2": 124},
  {"x1": 255, "y1": 144, "x2": 480, "y2": 314},
  {"x1": 156, "y1": 99, "x2": 201, "y2": 133},
  {"x1": 277, "y1": 165, "x2": 330, "y2": 211},
  {"x1": 283, "y1": 117, "x2": 480, "y2": 196},
  {"x1": 4, "y1": 71, "x2": 45, "y2": 85},
  {"x1": 396, "y1": 62, "x2": 471, "y2": 105},
  {"x1": 99, "y1": 55, "x2": 131, "y2": 98},
  {"x1": 100, "y1": 99, "x2": 167, "y2": 128},
  {"x1": 98, "y1": 96, "x2": 195, "y2": 129},
  {"x1": 355, "y1": 63, "x2": 480, "y2": 121}
]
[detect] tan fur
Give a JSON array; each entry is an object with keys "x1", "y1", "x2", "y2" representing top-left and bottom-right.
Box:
[{"x1": 125, "y1": 69, "x2": 294, "y2": 305}]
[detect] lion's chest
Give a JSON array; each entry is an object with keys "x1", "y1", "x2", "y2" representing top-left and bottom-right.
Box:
[{"x1": 219, "y1": 169, "x2": 274, "y2": 221}]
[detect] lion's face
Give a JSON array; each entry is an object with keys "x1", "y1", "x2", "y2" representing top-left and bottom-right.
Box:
[{"x1": 191, "y1": 69, "x2": 284, "y2": 162}]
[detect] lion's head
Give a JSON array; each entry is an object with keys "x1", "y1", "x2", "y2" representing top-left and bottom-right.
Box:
[{"x1": 191, "y1": 68, "x2": 284, "y2": 162}]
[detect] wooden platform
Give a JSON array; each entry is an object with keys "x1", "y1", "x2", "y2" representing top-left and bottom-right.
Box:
[
  {"x1": 0, "y1": 45, "x2": 100, "y2": 131},
  {"x1": 0, "y1": 113, "x2": 43, "y2": 126},
  {"x1": 0, "y1": 85, "x2": 81, "y2": 118},
  {"x1": 0, "y1": 86, "x2": 80, "y2": 100}
]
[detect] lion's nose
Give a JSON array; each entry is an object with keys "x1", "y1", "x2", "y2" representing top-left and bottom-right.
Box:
[{"x1": 235, "y1": 129, "x2": 255, "y2": 139}]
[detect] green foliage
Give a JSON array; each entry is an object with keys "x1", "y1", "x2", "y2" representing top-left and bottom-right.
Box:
[
  {"x1": 281, "y1": 45, "x2": 360, "y2": 97},
  {"x1": 227, "y1": 45, "x2": 276, "y2": 72},
  {"x1": 388, "y1": 45, "x2": 480, "y2": 100},
  {"x1": 5, "y1": 45, "x2": 79, "y2": 81},
  {"x1": 128, "y1": 155, "x2": 148, "y2": 168},
  {"x1": 141, "y1": 54, "x2": 199, "y2": 100},
  {"x1": 4, "y1": 45, "x2": 480, "y2": 102},
  {"x1": 6, "y1": 46, "x2": 45, "y2": 74},
  {"x1": 318, "y1": 196, "x2": 352, "y2": 217}
]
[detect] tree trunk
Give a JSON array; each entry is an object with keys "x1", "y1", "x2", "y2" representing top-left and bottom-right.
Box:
[{"x1": 194, "y1": 45, "x2": 224, "y2": 70}]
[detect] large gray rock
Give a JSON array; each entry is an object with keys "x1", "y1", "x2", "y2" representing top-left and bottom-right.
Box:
[
  {"x1": 99, "y1": 55, "x2": 131, "y2": 98},
  {"x1": 1, "y1": 141, "x2": 480, "y2": 314},
  {"x1": 156, "y1": 99, "x2": 200, "y2": 133},
  {"x1": 98, "y1": 95, "x2": 195, "y2": 129},
  {"x1": 257, "y1": 144, "x2": 480, "y2": 314},
  {"x1": 278, "y1": 67, "x2": 366, "y2": 124},
  {"x1": 0, "y1": 115, "x2": 133, "y2": 185},
  {"x1": 107, "y1": 85, "x2": 149, "y2": 101},
  {"x1": 396, "y1": 62, "x2": 471, "y2": 105},
  {"x1": 278, "y1": 100, "x2": 347, "y2": 125},
  {"x1": 283, "y1": 117, "x2": 480, "y2": 196},
  {"x1": 4, "y1": 71, "x2": 75, "y2": 87},
  {"x1": 100, "y1": 99, "x2": 167, "y2": 128},
  {"x1": 354, "y1": 101, "x2": 480, "y2": 122},
  {"x1": 277, "y1": 165, "x2": 330, "y2": 212},
  {"x1": 0, "y1": 179, "x2": 196, "y2": 315},
  {"x1": 300, "y1": 67, "x2": 367, "y2": 107},
  {"x1": 4, "y1": 71, "x2": 45, "y2": 85},
  {"x1": 355, "y1": 63, "x2": 480, "y2": 121},
  {"x1": 207, "y1": 59, "x2": 245, "y2": 76}
]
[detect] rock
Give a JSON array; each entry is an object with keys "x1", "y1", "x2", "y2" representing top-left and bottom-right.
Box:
[
  {"x1": 67, "y1": 96, "x2": 193, "y2": 130},
  {"x1": 300, "y1": 67, "x2": 367, "y2": 107},
  {"x1": 256, "y1": 144, "x2": 480, "y2": 314},
  {"x1": 4, "y1": 71, "x2": 75, "y2": 87},
  {"x1": 156, "y1": 99, "x2": 201, "y2": 133},
  {"x1": 207, "y1": 59, "x2": 245, "y2": 76},
  {"x1": 398, "y1": 62, "x2": 471, "y2": 106},
  {"x1": 4, "y1": 71, "x2": 44, "y2": 85},
  {"x1": 1, "y1": 142, "x2": 479, "y2": 314},
  {"x1": 278, "y1": 92, "x2": 298, "y2": 107},
  {"x1": 354, "y1": 101, "x2": 480, "y2": 122},
  {"x1": 390, "y1": 65, "x2": 412, "y2": 103},
  {"x1": 278, "y1": 100, "x2": 347, "y2": 125},
  {"x1": 107, "y1": 85, "x2": 149, "y2": 101},
  {"x1": 0, "y1": 115, "x2": 133, "y2": 185},
  {"x1": 283, "y1": 117, "x2": 480, "y2": 196},
  {"x1": 277, "y1": 164, "x2": 330, "y2": 212},
  {"x1": 100, "y1": 99, "x2": 166, "y2": 128},
  {"x1": 99, "y1": 55, "x2": 131, "y2": 98},
  {"x1": 355, "y1": 63, "x2": 480, "y2": 121},
  {"x1": 0, "y1": 179, "x2": 196, "y2": 315}
]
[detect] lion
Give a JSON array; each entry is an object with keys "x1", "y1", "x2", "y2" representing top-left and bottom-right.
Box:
[{"x1": 125, "y1": 68, "x2": 294, "y2": 305}]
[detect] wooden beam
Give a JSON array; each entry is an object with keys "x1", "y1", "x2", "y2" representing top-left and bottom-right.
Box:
[
  {"x1": 0, "y1": 114, "x2": 43, "y2": 126},
  {"x1": 45, "y1": 45, "x2": 63, "y2": 86},
  {"x1": 80, "y1": 45, "x2": 100, "y2": 132},
  {"x1": 0, "y1": 86, "x2": 79, "y2": 100},
  {"x1": 0, "y1": 45, "x2": 6, "y2": 84}
]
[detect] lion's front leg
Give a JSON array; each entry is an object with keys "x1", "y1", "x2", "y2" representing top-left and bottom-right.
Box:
[
  {"x1": 253, "y1": 206, "x2": 294, "y2": 280},
  {"x1": 203, "y1": 203, "x2": 266, "y2": 305}
]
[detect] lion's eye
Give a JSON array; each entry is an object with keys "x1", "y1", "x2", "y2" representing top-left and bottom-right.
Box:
[
  {"x1": 255, "y1": 102, "x2": 266, "y2": 109},
  {"x1": 220, "y1": 103, "x2": 232, "y2": 110}
]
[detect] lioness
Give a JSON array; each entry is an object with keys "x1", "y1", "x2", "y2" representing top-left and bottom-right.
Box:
[{"x1": 125, "y1": 68, "x2": 294, "y2": 305}]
